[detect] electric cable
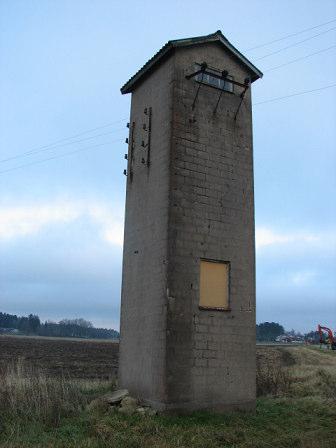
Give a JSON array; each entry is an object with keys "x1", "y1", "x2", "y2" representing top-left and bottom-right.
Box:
[
  {"x1": 254, "y1": 83, "x2": 336, "y2": 105},
  {"x1": 263, "y1": 45, "x2": 336, "y2": 72},
  {"x1": 0, "y1": 118, "x2": 127, "y2": 163},
  {"x1": 255, "y1": 27, "x2": 336, "y2": 61},
  {"x1": 0, "y1": 127, "x2": 125, "y2": 163},
  {"x1": 0, "y1": 139, "x2": 121, "y2": 175},
  {"x1": 246, "y1": 18, "x2": 336, "y2": 51}
]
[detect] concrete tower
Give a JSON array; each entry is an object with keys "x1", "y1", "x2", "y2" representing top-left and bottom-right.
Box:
[{"x1": 119, "y1": 31, "x2": 262, "y2": 412}]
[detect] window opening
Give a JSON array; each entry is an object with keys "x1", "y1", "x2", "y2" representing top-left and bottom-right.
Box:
[{"x1": 199, "y1": 259, "x2": 230, "y2": 311}]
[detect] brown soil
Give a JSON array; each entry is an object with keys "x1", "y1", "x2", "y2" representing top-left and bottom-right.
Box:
[
  {"x1": 2, "y1": 336, "x2": 332, "y2": 383},
  {"x1": 257, "y1": 345, "x2": 296, "y2": 369},
  {"x1": 0, "y1": 335, "x2": 118, "y2": 379}
]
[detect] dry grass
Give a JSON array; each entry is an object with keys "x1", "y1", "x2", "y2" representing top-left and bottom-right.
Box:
[
  {"x1": 257, "y1": 361, "x2": 293, "y2": 396},
  {"x1": 317, "y1": 369, "x2": 336, "y2": 400},
  {"x1": 0, "y1": 358, "x2": 112, "y2": 426},
  {"x1": 288, "y1": 346, "x2": 336, "y2": 399},
  {"x1": 256, "y1": 345, "x2": 295, "y2": 397},
  {"x1": 0, "y1": 343, "x2": 335, "y2": 447},
  {"x1": 257, "y1": 345, "x2": 336, "y2": 400}
]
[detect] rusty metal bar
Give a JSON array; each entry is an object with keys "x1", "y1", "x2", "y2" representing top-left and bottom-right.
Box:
[
  {"x1": 213, "y1": 72, "x2": 228, "y2": 115},
  {"x1": 185, "y1": 68, "x2": 204, "y2": 80},
  {"x1": 147, "y1": 107, "x2": 152, "y2": 167},
  {"x1": 186, "y1": 61, "x2": 207, "y2": 80},
  {"x1": 234, "y1": 81, "x2": 250, "y2": 121},
  {"x1": 129, "y1": 121, "x2": 135, "y2": 182},
  {"x1": 213, "y1": 88, "x2": 224, "y2": 115},
  {"x1": 186, "y1": 67, "x2": 248, "y2": 89},
  {"x1": 191, "y1": 66, "x2": 207, "y2": 110}
]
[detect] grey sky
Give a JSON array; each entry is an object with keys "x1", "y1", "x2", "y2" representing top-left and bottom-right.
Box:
[{"x1": 0, "y1": 0, "x2": 335, "y2": 332}]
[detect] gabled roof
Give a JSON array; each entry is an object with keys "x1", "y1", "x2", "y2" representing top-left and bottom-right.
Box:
[{"x1": 121, "y1": 30, "x2": 263, "y2": 94}]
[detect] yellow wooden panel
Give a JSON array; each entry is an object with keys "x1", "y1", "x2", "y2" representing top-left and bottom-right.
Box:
[{"x1": 199, "y1": 260, "x2": 229, "y2": 310}]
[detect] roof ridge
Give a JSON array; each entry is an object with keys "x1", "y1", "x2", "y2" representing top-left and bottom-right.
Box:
[{"x1": 121, "y1": 31, "x2": 262, "y2": 94}]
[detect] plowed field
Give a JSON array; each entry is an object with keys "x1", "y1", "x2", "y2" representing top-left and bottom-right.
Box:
[{"x1": 0, "y1": 335, "x2": 118, "y2": 379}]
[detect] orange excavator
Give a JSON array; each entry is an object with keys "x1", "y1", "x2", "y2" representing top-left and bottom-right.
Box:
[{"x1": 318, "y1": 325, "x2": 336, "y2": 350}]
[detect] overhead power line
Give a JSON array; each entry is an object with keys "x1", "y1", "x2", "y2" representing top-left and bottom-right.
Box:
[
  {"x1": 0, "y1": 118, "x2": 127, "y2": 164},
  {"x1": 264, "y1": 44, "x2": 336, "y2": 72},
  {"x1": 2, "y1": 21, "x2": 336, "y2": 175},
  {"x1": 1, "y1": 82, "x2": 335, "y2": 174},
  {"x1": 254, "y1": 83, "x2": 336, "y2": 106},
  {"x1": 2, "y1": 84, "x2": 335, "y2": 174},
  {"x1": 0, "y1": 139, "x2": 122, "y2": 175},
  {"x1": 0, "y1": 127, "x2": 125, "y2": 164},
  {"x1": 255, "y1": 26, "x2": 336, "y2": 61},
  {"x1": 246, "y1": 18, "x2": 336, "y2": 51}
]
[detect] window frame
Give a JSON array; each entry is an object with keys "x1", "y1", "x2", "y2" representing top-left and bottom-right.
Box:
[
  {"x1": 199, "y1": 258, "x2": 231, "y2": 312},
  {"x1": 194, "y1": 64, "x2": 234, "y2": 94}
]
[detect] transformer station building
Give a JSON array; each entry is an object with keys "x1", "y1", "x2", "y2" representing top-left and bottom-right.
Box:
[{"x1": 119, "y1": 30, "x2": 262, "y2": 412}]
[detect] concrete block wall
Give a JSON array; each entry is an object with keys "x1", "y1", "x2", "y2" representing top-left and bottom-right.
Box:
[
  {"x1": 119, "y1": 41, "x2": 256, "y2": 411},
  {"x1": 166, "y1": 43, "x2": 256, "y2": 410},
  {"x1": 119, "y1": 56, "x2": 174, "y2": 403}
]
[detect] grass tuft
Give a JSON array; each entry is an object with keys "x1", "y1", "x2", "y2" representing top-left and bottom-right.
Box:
[
  {"x1": 0, "y1": 358, "x2": 112, "y2": 427},
  {"x1": 0, "y1": 345, "x2": 335, "y2": 447},
  {"x1": 257, "y1": 356, "x2": 293, "y2": 397},
  {"x1": 316, "y1": 369, "x2": 336, "y2": 399}
]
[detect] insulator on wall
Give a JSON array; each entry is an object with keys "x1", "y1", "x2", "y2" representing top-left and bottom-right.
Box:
[
  {"x1": 141, "y1": 140, "x2": 145, "y2": 147},
  {"x1": 126, "y1": 122, "x2": 130, "y2": 128},
  {"x1": 144, "y1": 108, "x2": 147, "y2": 114},
  {"x1": 143, "y1": 123, "x2": 147, "y2": 130},
  {"x1": 123, "y1": 169, "x2": 127, "y2": 176},
  {"x1": 124, "y1": 154, "x2": 128, "y2": 160},
  {"x1": 125, "y1": 138, "x2": 129, "y2": 144}
]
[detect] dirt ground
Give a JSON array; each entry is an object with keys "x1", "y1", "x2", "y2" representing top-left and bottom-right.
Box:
[
  {"x1": 1, "y1": 336, "x2": 335, "y2": 448},
  {"x1": 1, "y1": 335, "x2": 334, "y2": 383},
  {"x1": 0, "y1": 335, "x2": 119, "y2": 379}
]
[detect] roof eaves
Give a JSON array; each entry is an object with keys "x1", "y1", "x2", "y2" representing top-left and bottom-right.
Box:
[
  {"x1": 120, "y1": 41, "x2": 173, "y2": 94},
  {"x1": 121, "y1": 30, "x2": 263, "y2": 94},
  {"x1": 216, "y1": 33, "x2": 263, "y2": 81},
  {"x1": 171, "y1": 30, "x2": 263, "y2": 80}
]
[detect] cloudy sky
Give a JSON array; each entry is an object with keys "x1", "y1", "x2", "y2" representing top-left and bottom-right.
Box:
[{"x1": 1, "y1": 0, "x2": 335, "y2": 332}]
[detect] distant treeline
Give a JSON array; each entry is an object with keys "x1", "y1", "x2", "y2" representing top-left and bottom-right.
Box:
[
  {"x1": 1, "y1": 312, "x2": 317, "y2": 343},
  {"x1": 256, "y1": 322, "x2": 284, "y2": 342},
  {"x1": 0, "y1": 312, "x2": 119, "y2": 339},
  {"x1": 256, "y1": 322, "x2": 320, "y2": 342}
]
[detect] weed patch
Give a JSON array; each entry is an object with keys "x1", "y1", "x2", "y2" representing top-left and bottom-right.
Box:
[
  {"x1": 0, "y1": 359, "x2": 113, "y2": 427},
  {"x1": 257, "y1": 358, "x2": 293, "y2": 397}
]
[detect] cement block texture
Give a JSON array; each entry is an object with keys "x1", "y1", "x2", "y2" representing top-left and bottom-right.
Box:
[{"x1": 119, "y1": 41, "x2": 256, "y2": 412}]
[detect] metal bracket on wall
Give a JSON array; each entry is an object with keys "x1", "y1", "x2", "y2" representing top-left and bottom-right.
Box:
[
  {"x1": 189, "y1": 62, "x2": 207, "y2": 110},
  {"x1": 185, "y1": 62, "x2": 208, "y2": 80},
  {"x1": 186, "y1": 65, "x2": 250, "y2": 89},
  {"x1": 234, "y1": 78, "x2": 250, "y2": 121},
  {"x1": 142, "y1": 107, "x2": 152, "y2": 168},
  {"x1": 128, "y1": 121, "x2": 135, "y2": 182},
  {"x1": 147, "y1": 107, "x2": 152, "y2": 167},
  {"x1": 186, "y1": 64, "x2": 251, "y2": 117},
  {"x1": 213, "y1": 70, "x2": 228, "y2": 115}
]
